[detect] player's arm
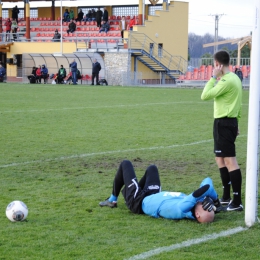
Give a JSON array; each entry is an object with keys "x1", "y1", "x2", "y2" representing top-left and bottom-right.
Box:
[{"x1": 201, "y1": 78, "x2": 228, "y2": 101}]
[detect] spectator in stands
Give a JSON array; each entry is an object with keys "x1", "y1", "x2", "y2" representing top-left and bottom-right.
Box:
[
  {"x1": 67, "y1": 20, "x2": 76, "y2": 34},
  {"x1": 96, "y1": 7, "x2": 103, "y2": 28},
  {"x1": 77, "y1": 9, "x2": 84, "y2": 22},
  {"x1": 69, "y1": 9, "x2": 74, "y2": 20},
  {"x1": 5, "y1": 18, "x2": 12, "y2": 42},
  {"x1": 99, "y1": 20, "x2": 110, "y2": 34},
  {"x1": 119, "y1": 16, "x2": 128, "y2": 39},
  {"x1": 11, "y1": 19, "x2": 18, "y2": 41},
  {"x1": 91, "y1": 58, "x2": 101, "y2": 85},
  {"x1": 103, "y1": 7, "x2": 108, "y2": 22},
  {"x1": 36, "y1": 65, "x2": 42, "y2": 83},
  {"x1": 128, "y1": 17, "x2": 135, "y2": 31},
  {"x1": 27, "y1": 66, "x2": 37, "y2": 83},
  {"x1": 41, "y1": 64, "x2": 49, "y2": 84},
  {"x1": 91, "y1": 9, "x2": 96, "y2": 21},
  {"x1": 0, "y1": 64, "x2": 6, "y2": 82},
  {"x1": 86, "y1": 10, "x2": 92, "y2": 21},
  {"x1": 63, "y1": 9, "x2": 70, "y2": 22},
  {"x1": 56, "y1": 65, "x2": 67, "y2": 84},
  {"x1": 69, "y1": 59, "x2": 78, "y2": 85},
  {"x1": 12, "y1": 5, "x2": 19, "y2": 23},
  {"x1": 52, "y1": 29, "x2": 61, "y2": 42}
]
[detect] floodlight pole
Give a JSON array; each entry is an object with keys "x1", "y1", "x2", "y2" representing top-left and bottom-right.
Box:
[
  {"x1": 60, "y1": 0, "x2": 63, "y2": 54},
  {"x1": 245, "y1": 0, "x2": 260, "y2": 227}
]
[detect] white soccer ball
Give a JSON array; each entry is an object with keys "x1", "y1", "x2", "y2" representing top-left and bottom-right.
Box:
[{"x1": 6, "y1": 200, "x2": 28, "y2": 222}]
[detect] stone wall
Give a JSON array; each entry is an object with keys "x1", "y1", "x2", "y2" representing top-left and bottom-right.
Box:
[{"x1": 104, "y1": 51, "x2": 130, "y2": 86}]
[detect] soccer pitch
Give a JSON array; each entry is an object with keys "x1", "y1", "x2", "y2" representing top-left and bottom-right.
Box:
[{"x1": 0, "y1": 84, "x2": 259, "y2": 260}]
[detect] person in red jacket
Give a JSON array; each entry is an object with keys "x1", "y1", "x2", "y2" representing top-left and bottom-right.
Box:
[
  {"x1": 35, "y1": 65, "x2": 42, "y2": 83},
  {"x1": 5, "y1": 18, "x2": 12, "y2": 42},
  {"x1": 128, "y1": 17, "x2": 135, "y2": 31}
]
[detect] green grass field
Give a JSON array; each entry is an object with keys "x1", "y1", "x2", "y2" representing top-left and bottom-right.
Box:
[{"x1": 0, "y1": 84, "x2": 259, "y2": 260}]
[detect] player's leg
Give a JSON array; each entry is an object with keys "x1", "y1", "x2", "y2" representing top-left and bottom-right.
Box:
[{"x1": 99, "y1": 160, "x2": 138, "y2": 208}]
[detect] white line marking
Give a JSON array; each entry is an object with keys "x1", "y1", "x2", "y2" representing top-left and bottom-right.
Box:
[
  {"x1": 0, "y1": 139, "x2": 213, "y2": 168},
  {"x1": 125, "y1": 226, "x2": 248, "y2": 260},
  {"x1": 0, "y1": 135, "x2": 246, "y2": 169}
]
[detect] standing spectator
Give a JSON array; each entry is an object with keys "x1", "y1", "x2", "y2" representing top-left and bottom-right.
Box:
[
  {"x1": 36, "y1": 65, "x2": 42, "y2": 83},
  {"x1": 201, "y1": 50, "x2": 243, "y2": 211},
  {"x1": 235, "y1": 67, "x2": 243, "y2": 83},
  {"x1": 91, "y1": 58, "x2": 101, "y2": 85},
  {"x1": 0, "y1": 64, "x2": 6, "y2": 82},
  {"x1": 56, "y1": 65, "x2": 67, "y2": 84},
  {"x1": 128, "y1": 17, "x2": 135, "y2": 31},
  {"x1": 119, "y1": 16, "x2": 128, "y2": 39},
  {"x1": 12, "y1": 5, "x2": 19, "y2": 23},
  {"x1": 27, "y1": 66, "x2": 37, "y2": 83},
  {"x1": 67, "y1": 20, "x2": 76, "y2": 34},
  {"x1": 99, "y1": 20, "x2": 110, "y2": 33},
  {"x1": 86, "y1": 10, "x2": 92, "y2": 21},
  {"x1": 69, "y1": 9, "x2": 74, "y2": 20},
  {"x1": 69, "y1": 59, "x2": 77, "y2": 85},
  {"x1": 77, "y1": 9, "x2": 84, "y2": 22},
  {"x1": 41, "y1": 64, "x2": 49, "y2": 84},
  {"x1": 11, "y1": 19, "x2": 18, "y2": 41},
  {"x1": 96, "y1": 7, "x2": 103, "y2": 28},
  {"x1": 103, "y1": 7, "x2": 108, "y2": 22},
  {"x1": 52, "y1": 29, "x2": 61, "y2": 42},
  {"x1": 63, "y1": 9, "x2": 70, "y2": 22},
  {"x1": 5, "y1": 18, "x2": 12, "y2": 42}
]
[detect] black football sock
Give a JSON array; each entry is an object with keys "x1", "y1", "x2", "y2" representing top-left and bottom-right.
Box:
[
  {"x1": 229, "y1": 169, "x2": 242, "y2": 205},
  {"x1": 219, "y1": 167, "x2": 231, "y2": 199}
]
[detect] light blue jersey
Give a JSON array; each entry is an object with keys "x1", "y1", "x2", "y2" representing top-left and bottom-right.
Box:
[{"x1": 142, "y1": 177, "x2": 218, "y2": 220}]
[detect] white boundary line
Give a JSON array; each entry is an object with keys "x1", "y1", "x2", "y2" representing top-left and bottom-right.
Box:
[
  {"x1": 125, "y1": 227, "x2": 248, "y2": 260},
  {"x1": 0, "y1": 135, "x2": 246, "y2": 169}
]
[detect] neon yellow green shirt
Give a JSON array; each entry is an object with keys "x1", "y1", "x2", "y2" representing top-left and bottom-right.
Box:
[{"x1": 201, "y1": 72, "x2": 242, "y2": 121}]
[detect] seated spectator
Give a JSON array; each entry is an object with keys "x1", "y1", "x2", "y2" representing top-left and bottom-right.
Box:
[
  {"x1": 99, "y1": 20, "x2": 110, "y2": 33},
  {"x1": 85, "y1": 10, "x2": 92, "y2": 21},
  {"x1": 27, "y1": 66, "x2": 37, "y2": 83},
  {"x1": 67, "y1": 20, "x2": 76, "y2": 34},
  {"x1": 69, "y1": 9, "x2": 74, "y2": 20},
  {"x1": 91, "y1": 9, "x2": 96, "y2": 21},
  {"x1": 52, "y1": 29, "x2": 61, "y2": 42},
  {"x1": 76, "y1": 9, "x2": 84, "y2": 22},
  {"x1": 63, "y1": 9, "x2": 70, "y2": 22},
  {"x1": 41, "y1": 64, "x2": 49, "y2": 84},
  {"x1": 35, "y1": 65, "x2": 42, "y2": 83},
  {"x1": 56, "y1": 65, "x2": 67, "y2": 84},
  {"x1": 0, "y1": 64, "x2": 6, "y2": 82}
]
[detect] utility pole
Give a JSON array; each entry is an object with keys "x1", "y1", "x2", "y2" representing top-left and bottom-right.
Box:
[{"x1": 209, "y1": 14, "x2": 225, "y2": 53}]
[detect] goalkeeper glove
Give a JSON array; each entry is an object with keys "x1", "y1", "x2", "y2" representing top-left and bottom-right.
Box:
[{"x1": 202, "y1": 196, "x2": 214, "y2": 212}]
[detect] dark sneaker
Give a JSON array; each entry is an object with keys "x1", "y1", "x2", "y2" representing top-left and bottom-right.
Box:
[
  {"x1": 225, "y1": 201, "x2": 243, "y2": 211},
  {"x1": 219, "y1": 197, "x2": 231, "y2": 205},
  {"x1": 99, "y1": 199, "x2": 117, "y2": 208}
]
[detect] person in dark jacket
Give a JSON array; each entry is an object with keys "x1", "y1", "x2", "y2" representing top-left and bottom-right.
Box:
[
  {"x1": 103, "y1": 7, "x2": 108, "y2": 22},
  {"x1": 69, "y1": 59, "x2": 77, "y2": 85},
  {"x1": 67, "y1": 20, "x2": 76, "y2": 34},
  {"x1": 63, "y1": 9, "x2": 70, "y2": 22},
  {"x1": 91, "y1": 58, "x2": 101, "y2": 85},
  {"x1": 96, "y1": 8, "x2": 103, "y2": 28},
  {"x1": 56, "y1": 65, "x2": 66, "y2": 84},
  {"x1": 41, "y1": 64, "x2": 49, "y2": 84},
  {"x1": 12, "y1": 5, "x2": 19, "y2": 23},
  {"x1": 99, "y1": 20, "x2": 110, "y2": 33},
  {"x1": 27, "y1": 66, "x2": 37, "y2": 83},
  {"x1": 77, "y1": 9, "x2": 84, "y2": 22},
  {"x1": 52, "y1": 29, "x2": 61, "y2": 42},
  {"x1": 0, "y1": 64, "x2": 6, "y2": 82}
]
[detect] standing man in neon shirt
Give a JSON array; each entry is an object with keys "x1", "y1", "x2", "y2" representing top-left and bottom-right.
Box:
[{"x1": 201, "y1": 50, "x2": 243, "y2": 211}]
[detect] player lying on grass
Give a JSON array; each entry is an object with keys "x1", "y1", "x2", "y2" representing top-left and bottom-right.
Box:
[{"x1": 99, "y1": 160, "x2": 223, "y2": 223}]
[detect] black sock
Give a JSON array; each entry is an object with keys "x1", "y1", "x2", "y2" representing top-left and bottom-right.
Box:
[
  {"x1": 229, "y1": 169, "x2": 242, "y2": 205},
  {"x1": 219, "y1": 167, "x2": 231, "y2": 199}
]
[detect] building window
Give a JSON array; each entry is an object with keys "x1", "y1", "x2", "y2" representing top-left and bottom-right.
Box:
[
  {"x1": 148, "y1": 5, "x2": 163, "y2": 15},
  {"x1": 112, "y1": 6, "x2": 138, "y2": 17}
]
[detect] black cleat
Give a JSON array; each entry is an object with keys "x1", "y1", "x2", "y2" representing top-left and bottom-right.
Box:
[
  {"x1": 225, "y1": 201, "x2": 243, "y2": 211},
  {"x1": 99, "y1": 199, "x2": 117, "y2": 208},
  {"x1": 219, "y1": 197, "x2": 232, "y2": 205}
]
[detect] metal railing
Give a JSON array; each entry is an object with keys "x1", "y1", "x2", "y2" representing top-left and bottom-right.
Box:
[
  {"x1": 189, "y1": 57, "x2": 251, "y2": 67},
  {"x1": 128, "y1": 32, "x2": 188, "y2": 73}
]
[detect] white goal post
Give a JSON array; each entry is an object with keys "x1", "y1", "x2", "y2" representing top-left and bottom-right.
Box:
[{"x1": 245, "y1": 0, "x2": 260, "y2": 227}]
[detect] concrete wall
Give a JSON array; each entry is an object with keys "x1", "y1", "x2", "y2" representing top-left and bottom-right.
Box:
[{"x1": 104, "y1": 51, "x2": 130, "y2": 86}]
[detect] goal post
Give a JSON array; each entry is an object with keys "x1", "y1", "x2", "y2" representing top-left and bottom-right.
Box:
[{"x1": 245, "y1": 0, "x2": 260, "y2": 227}]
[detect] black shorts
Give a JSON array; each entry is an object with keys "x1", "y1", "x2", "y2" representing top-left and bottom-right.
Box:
[
  {"x1": 213, "y1": 117, "x2": 238, "y2": 157},
  {"x1": 121, "y1": 179, "x2": 160, "y2": 214}
]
